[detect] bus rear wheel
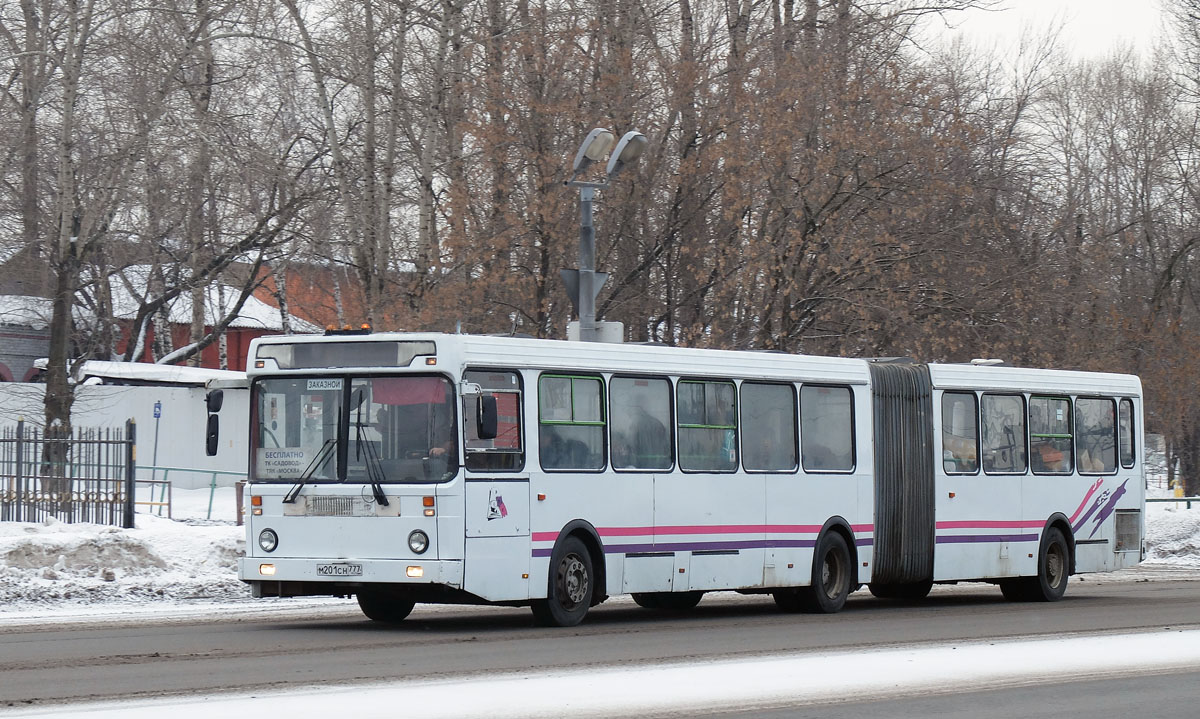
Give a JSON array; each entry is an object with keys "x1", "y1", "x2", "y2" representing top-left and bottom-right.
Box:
[
  {"x1": 532, "y1": 536, "x2": 594, "y2": 627},
  {"x1": 1002, "y1": 527, "x2": 1069, "y2": 602},
  {"x1": 357, "y1": 591, "x2": 415, "y2": 623},
  {"x1": 791, "y1": 531, "x2": 853, "y2": 614}
]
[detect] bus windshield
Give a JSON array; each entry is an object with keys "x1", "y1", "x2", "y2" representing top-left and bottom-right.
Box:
[{"x1": 252, "y1": 375, "x2": 458, "y2": 484}]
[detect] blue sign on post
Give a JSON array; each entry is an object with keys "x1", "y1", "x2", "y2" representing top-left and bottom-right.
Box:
[{"x1": 153, "y1": 400, "x2": 162, "y2": 419}]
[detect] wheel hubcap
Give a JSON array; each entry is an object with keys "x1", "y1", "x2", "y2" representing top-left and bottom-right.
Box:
[
  {"x1": 822, "y1": 551, "x2": 843, "y2": 599},
  {"x1": 560, "y1": 553, "x2": 588, "y2": 607},
  {"x1": 1046, "y1": 543, "x2": 1065, "y2": 589}
]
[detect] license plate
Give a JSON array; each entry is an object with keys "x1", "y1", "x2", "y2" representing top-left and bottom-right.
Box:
[{"x1": 316, "y1": 563, "x2": 363, "y2": 577}]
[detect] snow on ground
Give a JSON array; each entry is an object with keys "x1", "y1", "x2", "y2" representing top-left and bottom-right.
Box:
[
  {"x1": 1, "y1": 484, "x2": 1200, "y2": 620},
  {"x1": 0, "y1": 488, "x2": 250, "y2": 612},
  {"x1": 1144, "y1": 483, "x2": 1200, "y2": 567}
]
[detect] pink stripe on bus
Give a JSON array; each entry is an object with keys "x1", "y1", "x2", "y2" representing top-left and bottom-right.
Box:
[
  {"x1": 936, "y1": 520, "x2": 1044, "y2": 529},
  {"x1": 531, "y1": 523, "x2": 876, "y2": 542}
]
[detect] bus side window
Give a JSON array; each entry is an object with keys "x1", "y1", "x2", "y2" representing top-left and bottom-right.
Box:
[
  {"x1": 1076, "y1": 397, "x2": 1116, "y2": 474},
  {"x1": 1119, "y1": 398, "x2": 1136, "y2": 469},
  {"x1": 463, "y1": 369, "x2": 524, "y2": 472},
  {"x1": 1030, "y1": 396, "x2": 1072, "y2": 474},
  {"x1": 800, "y1": 385, "x2": 854, "y2": 472},
  {"x1": 741, "y1": 382, "x2": 797, "y2": 472},
  {"x1": 610, "y1": 376, "x2": 673, "y2": 471},
  {"x1": 941, "y1": 391, "x2": 979, "y2": 474},
  {"x1": 677, "y1": 380, "x2": 738, "y2": 472},
  {"x1": 538, "y1": 374, "x2": 606, "y2": 471},
  {"x1": 981, "y1": 394, "x2": 1026, "y2": 474}
]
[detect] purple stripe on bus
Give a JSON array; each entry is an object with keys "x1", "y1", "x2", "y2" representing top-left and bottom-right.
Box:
[
  {"x1": 532, "y1": 537, "x2": 871, "y2": 557},
  {"x1": 606, "y1": 540, "x2": 767, "y2": 553},
  {"x1": 935, "y1": 534, "x2": 1039, "y2": 544},
  {"x1": 535, "y1": 533, "x2": 1019, "y2": 558},
  {"x1": 763, "y1": 540, "x2": 817, "y2": 549}
]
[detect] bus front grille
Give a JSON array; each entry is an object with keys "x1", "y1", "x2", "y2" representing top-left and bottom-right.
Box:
[{"x1": 308, "y1": 496, "x2": 358, "y2": 517}]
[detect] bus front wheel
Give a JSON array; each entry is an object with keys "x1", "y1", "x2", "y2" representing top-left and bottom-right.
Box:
[
  {"x1": 532, "y1": 535, "x2": 594, "y2": 627},
  {"x1": 357, "y1": 591, "x2": 415, "y2": 623}
]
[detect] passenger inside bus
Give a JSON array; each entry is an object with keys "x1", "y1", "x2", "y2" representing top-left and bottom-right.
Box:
[
  {"x1": 539, "y1": 426, "x2": 599, "y2": 469},
  {"x1": 363, "y1": 377, "x2": 457, "y2": 481}
]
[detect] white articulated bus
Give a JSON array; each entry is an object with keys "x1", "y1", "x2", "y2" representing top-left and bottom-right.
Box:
[{"x1": 234, "y1": 332, "x2": 1144, "y2": 626}]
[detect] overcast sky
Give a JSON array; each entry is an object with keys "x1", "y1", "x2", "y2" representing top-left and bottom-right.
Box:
[{"x1": 932, "y1": 0, "x2": 1169, "y2": 60}]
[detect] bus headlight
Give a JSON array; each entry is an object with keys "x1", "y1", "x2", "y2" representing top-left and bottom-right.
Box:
[
  {"x1": 258, "y1": 528, "x2": 279, "y2": 553},
  {"x1": 408, "y1": 530, "x2": 429, "y2": 555}
]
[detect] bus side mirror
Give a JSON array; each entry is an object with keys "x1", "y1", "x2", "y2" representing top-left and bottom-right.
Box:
[
  {"x1": 205, "y1": 389, "x2": 224, "y2": 456},
  {"x1": 206, "y1": 414, "x2": 220, "y2": 456},
  {"x1": 477, "y1": 395, "x2": 498, "y2": 440}
]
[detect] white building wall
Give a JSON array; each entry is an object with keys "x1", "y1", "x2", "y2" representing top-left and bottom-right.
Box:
[{"x1": 0, "y1": 384, "x2": 248, "y2": 489}]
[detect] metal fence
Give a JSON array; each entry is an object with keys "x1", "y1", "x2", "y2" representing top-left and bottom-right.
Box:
[{"x1": 0, "y1": 419, "x2": 136, "y2": 528}]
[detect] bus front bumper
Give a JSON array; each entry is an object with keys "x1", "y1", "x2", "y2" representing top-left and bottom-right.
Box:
[{"x1": 239, "y1": 557, "x2": 463, "y2": 588}]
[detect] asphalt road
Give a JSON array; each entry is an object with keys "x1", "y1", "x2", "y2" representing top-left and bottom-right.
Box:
[{"x1": 2, "y1": 572, "x2": 1198, "y2": 711}]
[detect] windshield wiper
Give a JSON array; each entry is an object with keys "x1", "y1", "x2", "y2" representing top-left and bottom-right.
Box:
[
  {"x1": 282, "y1": 437, "x2": 337, "y2": 504},
  {"x1": 354, "y1": 400, "x2": 389, "y2": 506}
]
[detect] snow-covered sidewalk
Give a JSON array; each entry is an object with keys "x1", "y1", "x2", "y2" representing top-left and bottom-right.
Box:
[{"x1": 2, "y1": 486, "x2": 1199, "y2": 622}]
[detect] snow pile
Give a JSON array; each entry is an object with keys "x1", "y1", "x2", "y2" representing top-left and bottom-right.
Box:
[
  {"x1": 1144, "y1": 492, "x2": 1200, "y2": 567},
  {"x1": 0, "y1": 490, "x2": 246, "y2": 607}
]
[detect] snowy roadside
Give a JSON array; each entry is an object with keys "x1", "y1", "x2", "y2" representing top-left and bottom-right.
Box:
[{"x1": 2, "y1": 486, "x2": 1199, "y2": 624}]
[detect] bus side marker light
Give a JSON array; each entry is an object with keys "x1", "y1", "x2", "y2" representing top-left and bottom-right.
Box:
[
  {"x1": 407, "y1": 566, "x2": 424, "y2": 578},
  {"x1": 537, "y1": 493, "x2": 546, "y2": 501},
  {"x1": 259, "y1": 564, "x2": 276, "y2": 576},
  {"x1": 679, "y1": 568, "x2": 685, "y2": 573},
  {"x1": 949, "y1": 492, "x2": 956, "y2": 498},
  {"x1": 425, "y1": 357, "x2": 437, "y2": 366},
  {"x1": 1028, "y1": 554, "x2": 1034, "y2": 558},
  {"x1": 788, "y1": 563, "x2": 794, "y2": 569},
  {"x1": 522, "y1": 574, "x2": 529, "y2": 579}
]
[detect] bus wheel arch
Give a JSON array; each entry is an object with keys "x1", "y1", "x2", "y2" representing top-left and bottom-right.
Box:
[
  {"x1": 820, "y1": 517, "x2": 861, "y2": 589},
  {"x1": 531, "y1": 520, "x2": 606, "y2": 627},
  {"x1": 1044, "y1": 513, "x2": 1076, "y2": 575},
  {"x1": 777, "y1": 519, "x2": 856, "y2": 614},
  {"x1": 1002, "y1": 516, "x2": 1073, "y2": 603}
]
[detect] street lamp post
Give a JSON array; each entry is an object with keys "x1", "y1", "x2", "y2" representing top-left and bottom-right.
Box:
[{"x1": 563, "y1": 128, "x2": 648, "y2": 342}]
